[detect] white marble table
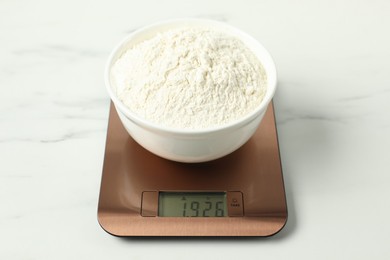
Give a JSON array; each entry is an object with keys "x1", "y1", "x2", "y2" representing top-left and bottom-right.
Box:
[{"x1": 1, "y1": 0, "x2": 390, "y2": 259}]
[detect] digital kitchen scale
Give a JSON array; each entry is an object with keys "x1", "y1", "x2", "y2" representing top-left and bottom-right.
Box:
[{"x1": 97, "y1": 102, "x2": 287, "y2": 236}]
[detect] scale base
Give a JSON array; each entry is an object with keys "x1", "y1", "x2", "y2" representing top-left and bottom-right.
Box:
[{"x1": 98, "y1": 102, "x2": 287, "y2": 236}]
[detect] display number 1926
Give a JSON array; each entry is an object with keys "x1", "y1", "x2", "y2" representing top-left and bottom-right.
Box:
[{"x1": 182, "y1": 200, "x2": 225, "y2": 217}]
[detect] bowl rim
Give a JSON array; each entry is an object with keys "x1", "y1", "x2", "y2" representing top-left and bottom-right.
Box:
[{"x1": 105, "y1": 18, "x2": 277, "y2": 135}]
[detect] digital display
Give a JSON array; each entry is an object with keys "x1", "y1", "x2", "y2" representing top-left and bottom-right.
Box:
[{"x1": 158, "y1": 192, "x2": 227, "y2": 217}]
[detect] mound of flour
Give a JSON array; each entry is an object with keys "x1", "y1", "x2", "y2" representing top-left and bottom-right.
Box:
[{"x1": 110, "y1": 27, "x2": 267, "y2": 129}]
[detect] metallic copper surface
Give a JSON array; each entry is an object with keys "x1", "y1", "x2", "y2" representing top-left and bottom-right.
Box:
[{"x1": 97, "y1": 102, "x2": 287, "y2": 236}]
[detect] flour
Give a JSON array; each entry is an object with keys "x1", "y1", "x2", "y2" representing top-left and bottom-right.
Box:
[{"x1": 110, "y1": 27, "x2": 267, "y2": 129}]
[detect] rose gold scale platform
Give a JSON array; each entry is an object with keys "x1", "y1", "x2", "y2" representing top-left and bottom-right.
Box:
[{"x1": 97, "y1": 102, "x2": 287, "y2": 237}]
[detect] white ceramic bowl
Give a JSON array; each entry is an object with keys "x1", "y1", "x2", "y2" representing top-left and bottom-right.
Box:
[{"x1": 105, "y1": 19, "x2": 277, "y2": 163}]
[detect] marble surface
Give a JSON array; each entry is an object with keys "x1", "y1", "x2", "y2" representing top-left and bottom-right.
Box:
[{"x1": 1, "y1": 0, "x2": 390, "y2": 259}]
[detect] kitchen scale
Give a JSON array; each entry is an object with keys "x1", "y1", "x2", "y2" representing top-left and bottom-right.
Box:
[{"x1": 97, "y1": 102, "x2": 287, "y2": 236}]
